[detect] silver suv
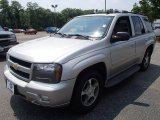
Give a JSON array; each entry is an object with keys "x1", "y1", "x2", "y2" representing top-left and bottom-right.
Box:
[{"x1": 4, "y1": 13, "x2": 155, "y2": 113}]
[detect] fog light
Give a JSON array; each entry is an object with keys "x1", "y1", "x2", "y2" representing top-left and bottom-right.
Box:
[{"x1": 41, "y1": 95, "x2": 49, "y2": 101}]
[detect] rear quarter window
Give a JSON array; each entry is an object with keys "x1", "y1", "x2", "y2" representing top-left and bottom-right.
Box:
[
  {"x1": 143, "y1": 17, "x2": 153, "y2": 33},
  {"x1": 131, "y1": 16, "x2": 145, "y2": 36}
]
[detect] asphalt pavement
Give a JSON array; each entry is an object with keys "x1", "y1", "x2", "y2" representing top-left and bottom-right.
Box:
[{"x1": 0, "y1": 33, "x2": 160, "y2": 120}]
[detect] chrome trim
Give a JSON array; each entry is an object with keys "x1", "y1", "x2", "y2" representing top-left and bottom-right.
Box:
[
  {"x1": 8, "y1": 55, "x2": 32, "y2": 82},
  {"x1": 9, "y1": 68, "x2": 29, "y2": 82},
  {"x1": 29, "y1": 64, "x2": 34, "y2": 80},
  {"x1": 8, "y1": 59, "x2": 31, "y2": 74}
]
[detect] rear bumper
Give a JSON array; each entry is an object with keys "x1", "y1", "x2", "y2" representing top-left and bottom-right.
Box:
[
  {"x1": 4, "y1": 65, "x2": 75, "y2": 107},
  {"x1": 0, "y1": 42, "x2": 19, "y2": 53}
]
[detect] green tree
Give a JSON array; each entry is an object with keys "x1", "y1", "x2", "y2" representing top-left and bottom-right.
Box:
[
  {"x1": 10, "y1": 1, "x2": 22, "y2": 28},
  {"x1": 0, "y1": 0, "x2": 104, "y2": 30},
  {"x1": 132, "y1": 3, "x2": 141, "y2": 14},
  {"x1": 19, "y1": 10, "x2": 30, "y2": 29},
  {"x1": 26, "y1": 2, "x2": 39, "y2": 28},
  {"x1": 150, "y1": 0, "x2": 160, "y2": 19},
  {"x1": 139, "y1": 0, "x2": 152, "y2": 19},
  {"x1": 61, "y1": 8, "x2": 84, "y2": 24},
  {"x1": 0, "y1": 0, "x2": 10, "y2": 27},
  {"x1": 132, "y1": 0, "x2": 160, "y2": 21}
]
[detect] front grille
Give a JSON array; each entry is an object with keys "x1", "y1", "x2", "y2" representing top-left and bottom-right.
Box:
[
  {"x1": 0, "y1": 40, "x2": 13, "y2": 46},
  {"x1": 10, "y1": 56, "x2": 31, "y2": 68},
  {"x1": 0, "y1": 40, "x2": 10, "y2": 44},
  {"x1": 10, "y1": 66, "x2": 30, "y2": 79},
  {"x1": 8, "y1": 56, "x2": 32, "y2": 82},
  {"x1": 0, "y1": 34, "x2": 10, "y2": 38}
]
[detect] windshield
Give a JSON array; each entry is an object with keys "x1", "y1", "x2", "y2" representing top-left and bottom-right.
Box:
[
  {"x1": 58, "y1": 16, "x2": 114, "y2": 40},
  {"x1": 0, "y1": 26, "x2": 4, "y2": 31}
]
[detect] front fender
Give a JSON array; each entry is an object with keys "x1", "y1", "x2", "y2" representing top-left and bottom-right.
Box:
[{"x1": 61, "y1": 52, "x2": 107, "y2": 81}]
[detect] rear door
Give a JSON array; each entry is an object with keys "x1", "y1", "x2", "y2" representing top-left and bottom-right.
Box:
[{"x1": 130, "y1": 16, "x2": 150, "y2": 62}]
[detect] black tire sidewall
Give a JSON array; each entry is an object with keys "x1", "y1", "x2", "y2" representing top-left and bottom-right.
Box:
[
  {"x1": 71, "y1": 70, "x2": 103, "y2": 113},
  {"x1": 141, "y1": 49, "x2": 151, "y2": 71}
]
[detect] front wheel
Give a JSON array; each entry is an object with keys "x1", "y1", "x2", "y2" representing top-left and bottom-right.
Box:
[
  {"x1": 140, "y1": 49, "x2": 151, "y2": 71},
  {"x1": 71, "y1": 71, "x2": 103, "y2": 114}
]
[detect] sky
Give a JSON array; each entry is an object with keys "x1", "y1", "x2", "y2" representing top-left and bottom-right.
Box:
[{"x1": 10, "y1": 0, "x2": 140, "y2": 12}]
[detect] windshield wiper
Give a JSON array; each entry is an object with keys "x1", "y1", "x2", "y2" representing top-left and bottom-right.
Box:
[
  {"x1": 68, "y1": 34, "x2": 90, "y2": 40},
  {"x1": 54, "y1": 32, "x2": 66, "y2": 36},
  {"x1": 54, "y1": 32, "x2": 73, "y2": 38},
  {"x1": 54, "y1": 33, "x2": 91, "y2": 40}
]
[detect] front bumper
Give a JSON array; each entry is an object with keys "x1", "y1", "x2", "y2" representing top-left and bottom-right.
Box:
[{"x1": 4, "y1": 65, "x2": 75, "y2": 107}]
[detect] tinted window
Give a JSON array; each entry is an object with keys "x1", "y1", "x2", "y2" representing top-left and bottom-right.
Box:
[
  {"x1": 113, "y1": 16, "x2": 132, "y2": 36},
  {"x1": 132, "y1": 16, "x2": 145, "y2": 36},
  {"x1": 139, "y1": 18, "x2": 145, "y2": 34},
  {"x1": 143, "y1": 17, "x2": 153, "y2": 32}
]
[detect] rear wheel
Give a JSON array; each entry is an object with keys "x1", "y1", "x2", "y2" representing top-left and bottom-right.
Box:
[
  {"x1": 71, "y1": 70, "x2": 103, "y2": 114},
  {"x1": 140, "y1": 49, "x2": 151, "y2": 71}
]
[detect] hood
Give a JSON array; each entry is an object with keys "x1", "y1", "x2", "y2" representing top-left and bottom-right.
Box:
[
  {"x1": 0, "y1": 31, "x2": 14, "y2": 35},
  {"x1": 8, "y1": 37, "x2": 99, "y2": 63}
]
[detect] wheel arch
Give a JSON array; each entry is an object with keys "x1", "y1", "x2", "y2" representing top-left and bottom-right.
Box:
[
  {"x1": 146, "y1": 44, "x2": 154, "y2": 55},
  {"x1": 70, "y1": 62, "x2": 107, "y2": 107},
  {"x1": 70, "y1": 62, "x2": 107, "y2": 100},
  {"x1": 75, "y1": 62, "x2": 107, "y2": 87}
]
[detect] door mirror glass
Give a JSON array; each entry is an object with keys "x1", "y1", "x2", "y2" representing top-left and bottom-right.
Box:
[{"x1": 111, "y1": 32, "x2": 130, "y2": 42}]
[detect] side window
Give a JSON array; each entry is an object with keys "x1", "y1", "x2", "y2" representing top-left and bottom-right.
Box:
[
  {"x1": 143, "y1": 17, "x2": 153, "y2": 33},
  {"x1": 139, "y1": 18, "x2": 145, "y2": 34},
  {"x1": 131, "y1": 16, "x2": 145, "y2": 36},
  {"x1": 113, "y1": 16, "x2": 132, "y2": 36}
]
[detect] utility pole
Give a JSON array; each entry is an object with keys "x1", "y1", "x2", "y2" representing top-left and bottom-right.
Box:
[
  {"x1": 51, "y1": 4, "x2": 58, "y2": 27},
  {"x1": 105, "y1": 0, "x2": 106, "y2": 12}
]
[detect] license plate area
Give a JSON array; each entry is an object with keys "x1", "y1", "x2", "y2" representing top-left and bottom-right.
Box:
[{"x1": 7, "y1": 80, "x2": 14, "y2": 94}]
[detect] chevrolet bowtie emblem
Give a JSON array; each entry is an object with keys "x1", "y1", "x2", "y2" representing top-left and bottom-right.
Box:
[{"x1": 12, "y1": 63, "x2": 19, "y2": 70}]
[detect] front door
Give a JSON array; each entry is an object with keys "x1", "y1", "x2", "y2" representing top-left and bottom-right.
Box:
[{"x1": 110, "y1": 16, "x2": 136, "y2": 76}]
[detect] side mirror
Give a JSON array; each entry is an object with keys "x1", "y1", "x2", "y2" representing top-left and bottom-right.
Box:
[{"x1": 111, "y1": 32, "x2": 130, "y2": 43}]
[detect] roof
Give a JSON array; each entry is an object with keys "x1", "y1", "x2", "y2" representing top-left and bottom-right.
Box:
[{"x1": 77, "y1": 13, "x2": 145, "y2": 18}]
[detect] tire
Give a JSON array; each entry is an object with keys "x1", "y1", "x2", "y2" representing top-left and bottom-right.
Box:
[
  {"x1": 71, "y1": 70, "x2": 103, "y2": 114},
  {"x1": 140, "y1": 49, "x2": 151, "y2": 71}
]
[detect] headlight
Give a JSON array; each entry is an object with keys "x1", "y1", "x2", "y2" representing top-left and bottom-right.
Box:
[
  {"x1": 32, "y1": 63, "x2": 62, "y2": 84},
  {"x1": 10, "y1": 34, "x2": 16, "y2": 40}
]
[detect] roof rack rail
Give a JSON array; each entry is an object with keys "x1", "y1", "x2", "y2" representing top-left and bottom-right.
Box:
[
  {"x1": 106, "y1": 9, "x2": 132, "y2": 14},
  {"x1": 91, "y1": 9, "x2": 145, "y2": 15}
]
